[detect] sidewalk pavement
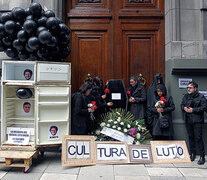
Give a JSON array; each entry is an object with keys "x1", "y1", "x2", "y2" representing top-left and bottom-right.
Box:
[{"x1": 0, "y1": 148, "x2": 207, "y2": 180}]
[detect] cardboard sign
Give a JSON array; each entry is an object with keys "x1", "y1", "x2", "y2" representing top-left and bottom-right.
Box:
[
  {"x1": 179, "y1": 78, "x2": 192, "y2": 88},
  {"x1": 8, "y1": 129, "x2": 30, "y2": 145},
  {"x1": 62, "y1": 135, "x2": 96, "y2": 166},
  {"x1": 101, "y1": 127, "x2": 134, "y2": 144},
  {"x1": 96, "y1": 141, "x2": 129, "y2": 164},
  {"x1": 150, "y1": 141, "x2": 191, "y2": 163},
  {"x1": 128, "y1": 145, "x2": 153, "y2": 164}
]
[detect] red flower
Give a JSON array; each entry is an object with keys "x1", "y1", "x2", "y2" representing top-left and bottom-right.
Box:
[
  {"x1": 104, "y1": 88, "x2": 110, "y2": 94},
  {"x1": 126, "y1": 90, "x2": 131, "y2": 95},
  {"x1": 91, "y1": 101, "x2": 96, "y2": 105},
  {"x1": 160, "y1": 96, "x2": 166, "y2": 102},
  {"x1": 94, "y1": 105, "x2": 97, "y2": 110}
]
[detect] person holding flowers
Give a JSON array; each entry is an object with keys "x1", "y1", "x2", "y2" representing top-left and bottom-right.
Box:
[
  {"x1": 127, "y1": 76, "x2": 146, "y2": 120},
  {"x1": 150, "y1": 84, "x2": 175, "y2": 140},
  {"x1": 71, "y1": 82, "x2": 95, "y2": 135}
]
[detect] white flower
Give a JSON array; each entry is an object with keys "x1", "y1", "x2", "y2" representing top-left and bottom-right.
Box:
[
  {"x1": 96, "y1": 130, "x2": 101, "y2": 135},
  {"x1": 136, "y1": 133, "x2": 141, "y2": 139},
  {"x1": 112, "y1": 125, "x2": 116, "y2": 129},
  {"x1": 138, "y1": 126, "x2": 141, "y2": 131},
  {"x1": 116, "y1": 112, "x2": 120, "y2": 115},
  {"x1": 94, "y1": 136, "x2": 97, "y2": 140},
  {"x1": 117, "y1": 127, "x2": 121, "y2": 131},
  {"x1": 136, "y1": 141, "x2": 140, "y2": 145},
  {"x1": 114, "y1": 121, "x2": 118, "y2": 124},
  {"x1": 136, "y1": 121, "x2": 138, "y2": 125},
  {"x1": 127, "y1": 124, "x2": 131, "y2": 128},
  {"x1": 120, "y1": 122, "x2": 124, "y2": 125},
  {"x1": 100, "y1": 122, "x2": 106, "y2": 127},
  {"x1": 124, "y1": 129, "x2": 128, "y2": 133},
  {"x1": 108, "y1": 119, "x2": 113, "y2": 122},
  {"x1": 107, "y1": 124, "x2": 110, "y2": 127},
  {"x1": 117, "y1": 117, "x2": 121, "y2": 122}
]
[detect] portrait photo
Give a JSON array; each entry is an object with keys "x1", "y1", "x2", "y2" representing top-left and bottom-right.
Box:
[
  {"x1": 48, "y1": 125, "x2": 59, "y2": 140},
  {"x1": 23, "y1": 69, "x2": 33, "y2": 80},
  {"x1": 21, "y1": 101, "x2": 33, "y2": 116}
]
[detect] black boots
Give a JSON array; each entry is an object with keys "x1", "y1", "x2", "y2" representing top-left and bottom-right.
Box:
[
  {"x1": 197, "y1": 156, "x2": 205, "y2": 165},
  {"x1": 190, "y1": 153, "x2": 196, "y2": 161}
]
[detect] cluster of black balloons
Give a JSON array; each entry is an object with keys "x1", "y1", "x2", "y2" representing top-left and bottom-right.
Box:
[{"x1": 0, "y1": 2, "x2": 71, "y2": 62}]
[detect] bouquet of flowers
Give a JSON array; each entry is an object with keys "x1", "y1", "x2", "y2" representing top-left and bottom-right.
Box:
[
  {"x1": 155, "y1": 96, "x2": 166, "y2": 117},
  {"x1": 93, "y1": 108, "x2": 151, "y2": 145},
  {"x1": 88, "y1": 101, "x2": 97, "y2": 121}
]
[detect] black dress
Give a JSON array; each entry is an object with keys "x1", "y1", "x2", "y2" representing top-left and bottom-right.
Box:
[
  {"x1": 150, "y1": 84, "x2": 175, "y2": 139},
  {"x1": 128, "y1": 83, "x2": 146, "y2": 120},
  {"x1": 71, "y1": 92, "x2": 91, "y2": 135}
]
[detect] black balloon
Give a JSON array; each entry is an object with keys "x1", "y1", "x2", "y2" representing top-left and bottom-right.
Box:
[
  {"x1": 38, "y1": 30, "x2": 52, "y2": 44},
  {"x1": 61, "y1": 35, "x2": 70, "y2": 45},
  {"x1": 44, "y1": 10, "x2": 55, "y2": 18},
  {"x1": 23, "y1": 20, "x2": 37, "y2": 34},
  {"x1": 46, "y1": 17, "x2": 59, "y2": 31},
  {"x1": 17, "y1": 30, "x2": 28, "y2": 42},
  {"x1": 13, "y1": 39, "x2": 24, "y2": 51},
  {"x1": 11, "y1": 7, "x2": 26, "y2": 21},
  {"x1": 25, "y1": 8, "x2": 32, "y2": 16},
  {"x1": 37, "y1": 16, "x2": 47, "y2": 26},
  {"x1": 37, "y1": 26, "x2": 47, "y2": 35},
  {"x1": 18, "y1": 51, "x2": 29, "y2": 60},
  {"x1": 0, "y1": 23, "x2": 5, "y2": 36},
  {"x1": 16, "y1": 88, "x2": 33, "y2": 99},
  {"x1": 2, "y1": 37, "x2": 12, "y2": 46},
  {"x1": 25, "y1": 43, "x2": 34, "y2": 52},
  {"x1": 37, "y1": 47, "x2": 49, "y2": 58},
  {"x1": 0, "y1": 40, "x2": 5, "y2": 52},
  {"x1": 59, "y1": 23, "x2": 70, "y2": 35},
  {"x1": 5, "y1": 48, "x2": 18, "y2": 58},
  {"x1": 1, "y1": 12, "x2": 13, "y2": 24},
  {"x1": 26, "y1": 15, "x2": 36, "y2": 21},
  {"x1": 4, "y1": 20, "x2": 16, "y2": 34},
  {"x1": 28, "y1": 52, "x2": 39, "y2": 61},
  {"x1": 29, "y1": 2, "x2": 42, "y2": 17},
  {"x1": 47, "y1": 36, "x2": 57, "y2": 47},
  {"x1": 28, "y1": 37, "x2": 40, "y2": 50}
]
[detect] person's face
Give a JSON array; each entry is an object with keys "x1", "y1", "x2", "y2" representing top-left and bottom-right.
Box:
[
  {"x1": 23, "y1": 104, "x2": 31, "y2": 113},
  {"x1": 130, "y1": 79, "x2": 137, "y2": 87},
  {"x1": 85, "y1": 88, "x2": 92, "y2": 96},
  {"x1": 187, "y1": 84, "x2": 196, "y2": 94},
  {"x1": 50, "y1": 128, "x2": 57, "y2": 135},
  {"x1": 24, "y1": 72, "x2": 31, "y2": 80},
  {"x1": 157, "y1": 89, "x2": 163, "y2": 97},
  {"x1": 157, "y1": 78, "x2": 161, "y2": 84}
]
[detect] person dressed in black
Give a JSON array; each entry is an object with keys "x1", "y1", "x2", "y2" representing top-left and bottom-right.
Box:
[
  {"x1": 71, "y1": 82, "x2": 95, "y2": 135},
  {"x1": 181, "y1": 81, "x2": 206, "y2": 165},
  {"x1": 146, "y1": 74, "x2": 165, "y2": 135},
  {"x1": 127, "y1": 76, "x2": 146, "y2": 120},
  {"x1": 150, "y1": 84, "x2": 175, "y2": 140}
]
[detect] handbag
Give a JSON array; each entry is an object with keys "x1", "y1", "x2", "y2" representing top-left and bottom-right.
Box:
[{"x1": 159, "y1": 116, "x2": 169, "y2": 128}]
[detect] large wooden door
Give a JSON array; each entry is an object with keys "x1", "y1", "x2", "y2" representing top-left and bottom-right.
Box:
[{"x1": 66, "y1": 0, "x2": 165, "y2": 92}]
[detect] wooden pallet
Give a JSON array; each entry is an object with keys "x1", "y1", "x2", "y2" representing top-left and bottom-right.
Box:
[{"x1": 0, "y1": 150, "x2": 38, "y2": 169}]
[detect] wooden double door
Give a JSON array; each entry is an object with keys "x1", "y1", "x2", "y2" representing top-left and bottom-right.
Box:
[{"x1": 66, "y1": 0, "x2": 165, "y2": 92}]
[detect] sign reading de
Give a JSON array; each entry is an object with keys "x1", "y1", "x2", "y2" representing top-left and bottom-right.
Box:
[
  {"x1": 8, "y1": 129, "x2": 30, "y2": 145},
  {"x1": 151, "y1": 141, "x2": 191, "y2": 163},
  {"x1": 128, "y1": 145, "x2": 153, "y2": 164}
]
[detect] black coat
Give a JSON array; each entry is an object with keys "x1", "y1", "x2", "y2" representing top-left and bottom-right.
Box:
[
  {"x1": 146, "y1": 74, "x2": 165, "y2": 126},
  {"x1": 71, "y1": 92, "x2": 91, "y2": 135},
  {"x1": 128, "y1": 83, "x2": 146, "y2": 120},
  {"x1": 150, "y1": 84, "x2": 175, "y2": 137},
  {"x1": 181, "y1": 91, "x2": 206, "y2": 123}
]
